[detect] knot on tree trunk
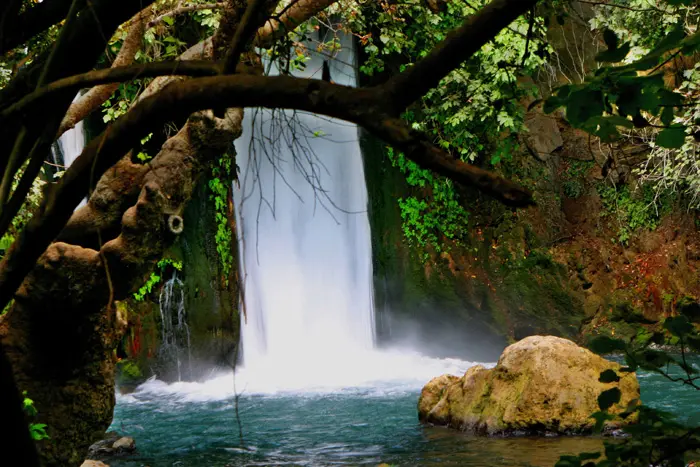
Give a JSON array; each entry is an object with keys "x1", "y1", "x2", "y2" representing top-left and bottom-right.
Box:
[{"x1": 167, "y1": 214, "x2": 184, "y2": 234}]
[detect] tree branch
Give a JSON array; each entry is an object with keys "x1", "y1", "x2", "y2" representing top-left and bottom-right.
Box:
[
  {"x1": 57, "y1": 6, "x2": 153, "y2": 137},
  {"x1": 0, "y1": 72, "x2": 533, "y2": 313},
  {"x1": 254, "y1": 0, "x2": 338, "y2": 48},
  {"x1": 1, "y1": 61, "x2": 224, "y2": 121},
  {"x1": 381, "y1": 0, "x2": 538, "y2": 113},
  {"x1": 222, "y1": 0, "x2": 269, "y2": 74}
]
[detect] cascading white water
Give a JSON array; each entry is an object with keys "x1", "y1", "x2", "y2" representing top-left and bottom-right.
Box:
[
  {"x1": 233, "y1": 31, "x2": 376, "y2": 381},
  {"x1": 51, "y1": 93, "x2": 87, "y2": 208},
  {"x1": 51, "y1": 94, "x2": 86, "y2": 168},
  {"x1": 158, "y1": 272, "x2": 192, "y2": 382}
]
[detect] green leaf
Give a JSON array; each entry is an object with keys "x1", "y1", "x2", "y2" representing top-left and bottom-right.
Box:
[
  {"x1": 635, "y1": 349, "x2": 674, "y2": 370},
  {"x1": 589, "y1": 335, "x2": 627, "y2": 354},
  {"x1": 599, "y1": 369, "x2": 620, "y2": 383},
  {"x1": 162, "y1": 16, "x2": 174, "y2": 26},
  {"x1": 664, "y1": 315, "x2": 693, "y2": 337},
  {"x1": 598, "y1": 387, "x2": 621, "y2": 411},
  {"x1": 566, "y1": 90, "x2": 604, "y2": 127},
  {"x1": 649, "y1": 25, "x2": 686, "y2": 55},
  {"x1": 579, "y1": 452, "x2": 602, "y2": 461},
  {"x1": 555, "y1": 456, "x2": 581, "y2": 467},
  {"x1": 660, "y1": 106, "x2": 675, "y2": 127},
  {"x1": 656, "y1": 127, "x2": 686, "y2": 149},
  {"x1": 590, "y1": 410, "x2": 615, "y2": 432},
  {"x1": 603, "y1": 29, "x2": 618, "y2": 51},
  {"x1": 596, "y1": 43, "x2": 631, "y2": 63}
]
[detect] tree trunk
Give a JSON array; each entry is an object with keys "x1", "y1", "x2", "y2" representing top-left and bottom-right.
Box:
[{"x1": 0, "y1": 109, "x2": 242, "y2": 466}]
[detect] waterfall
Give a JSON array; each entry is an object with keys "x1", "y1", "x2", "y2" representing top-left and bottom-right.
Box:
[
  {"x1": 158, "y1": 272, "x2": 192, "y2": 381},
  {"x1": 233, "y1": 31, "x2": 375, "y2": 372},
  {"x1": 51, "y1": 93, "x2": 87, "y2": 208}
]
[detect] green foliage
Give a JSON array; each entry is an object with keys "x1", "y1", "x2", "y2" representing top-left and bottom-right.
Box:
[
  {"x1": 133, "y1": 258, "x2": 183, "y2": 301},
  {"x1": 545, "y1": 1, "x2": 699, "y2": 149},
  {"x1": 636, "y1": 63, "x2": 700, "y2": 205},
  {"x1": 0, "y1": 165, "x2": 46, "y2": 262},
  {"x1": 22, "y1": 391, "x2": 49, "y2": 441},
  {"x1": 597, "y1": 183, "x2": 672, "y2": 244},
  {"x1": 563, "y1": 180, "x2": 584, "y2": 199},
  {"x1": 334, "y1": 0, "x2": 549, "y2": 254},
  {"x1": 561, "y1": 315, "x2": 700, "y2": 466},
  {"x1": 208, "y1": 152, "x2": 235, "y2": 283},
  {"x1": 116, "y1": 359, "x2": 143, "y2": 382},
  {"x1": 388, "y1": 148, "x2": 469, "y2": 257}
]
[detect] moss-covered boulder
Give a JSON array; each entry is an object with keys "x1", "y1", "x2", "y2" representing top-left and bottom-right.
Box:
[{"x1": 418, "y1": 335, "x2": 639, "y2": 435}]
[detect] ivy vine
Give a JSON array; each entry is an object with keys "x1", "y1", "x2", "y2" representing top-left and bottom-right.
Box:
[
  {"x1": 133, "y1": 258, "x2": 183, "y2": 302},
  {"x1": 208, "y1": 152, "x2": 234, "y2": 284}
]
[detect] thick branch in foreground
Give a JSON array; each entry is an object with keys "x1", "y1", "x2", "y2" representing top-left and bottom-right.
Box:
[
  {"x1": 2, "y1": 61, "x2": 222, "y2": 123},
  {"x1": 381, "y1": 0, "x2": 538, "y2": 113},
  {"x1": 0, "y1": 73, "x2": 533, "y2": 313},
  {"x1": 57, "y1": 6, "x2": 152, "y2": 136}
]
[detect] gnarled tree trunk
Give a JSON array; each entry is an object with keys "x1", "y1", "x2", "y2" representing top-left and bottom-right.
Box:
[{"x1": 0, "y1": 108, "x2": 242, "y2": 466}]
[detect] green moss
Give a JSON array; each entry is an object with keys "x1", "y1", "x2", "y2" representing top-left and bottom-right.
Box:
[{"x1": 116, "y1": 359, "x2": 143, "y2": 384}]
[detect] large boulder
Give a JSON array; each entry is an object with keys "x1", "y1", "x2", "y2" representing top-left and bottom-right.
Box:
[{"x1": 418, "y1": 335, "x2": 639, "y2": 435}]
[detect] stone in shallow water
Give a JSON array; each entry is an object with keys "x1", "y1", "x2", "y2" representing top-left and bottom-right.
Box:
[
  {"x1": 418, "y1": 335, "x2": 640, "y2": 435},
  {"x1": 87, "y1": 432, "x2": 136, "y2": 460},
  {"x1": 81, "y1": 461, "x2": 109, "y2": 467}
]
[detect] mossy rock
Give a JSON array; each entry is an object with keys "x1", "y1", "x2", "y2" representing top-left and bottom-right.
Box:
[{"x1": 418, "y1": 335, "x2": 639, "y2": 435}]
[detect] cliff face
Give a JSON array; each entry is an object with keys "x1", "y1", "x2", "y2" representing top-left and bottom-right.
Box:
[
  {"x1": 118, "y1": 177, "x2": 240, "y2": 384},
  {"x1": 363, "y1": 113, "x2": 700, "y2": 359}
]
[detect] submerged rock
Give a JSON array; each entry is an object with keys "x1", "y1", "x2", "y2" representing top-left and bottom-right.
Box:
[
  {"x1": 86, "y1": 432, "x2": 136, "y2": 459},
  {"x1": 418, "y1": 335, "x2": 639, "y2": 435}
]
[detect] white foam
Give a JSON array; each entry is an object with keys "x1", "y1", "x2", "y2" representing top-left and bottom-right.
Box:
[{"x1": 120, "y1": 348, "x2": 489, "y2": 402}]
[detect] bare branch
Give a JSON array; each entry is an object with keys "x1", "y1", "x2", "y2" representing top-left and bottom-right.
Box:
[{"x1": 381, "y1": 0, "x2": 538, "y2": 113}]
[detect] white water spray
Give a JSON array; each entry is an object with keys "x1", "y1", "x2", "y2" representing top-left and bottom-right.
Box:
[{"x1": 233, "y1": 31, "x2": 376, "y2": 380}]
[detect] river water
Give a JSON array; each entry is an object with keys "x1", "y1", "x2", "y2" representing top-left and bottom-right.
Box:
[{"x1": 109, "y1": 352, "x2": 699, "y2": 467}]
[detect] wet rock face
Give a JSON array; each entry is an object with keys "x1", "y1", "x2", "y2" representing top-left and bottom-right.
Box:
[{"x1": 418, "y1": 335, "x2": 640, "y2": 435}]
